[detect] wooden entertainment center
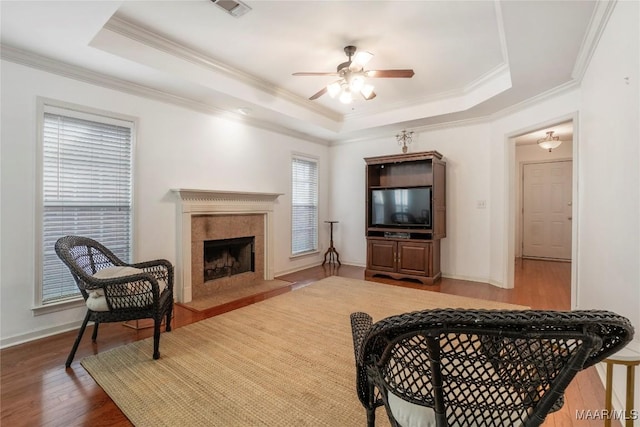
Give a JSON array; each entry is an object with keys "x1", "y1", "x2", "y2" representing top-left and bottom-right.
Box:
[{"x1": 364, "y1": 151, "x2": 446, "y2": 285}]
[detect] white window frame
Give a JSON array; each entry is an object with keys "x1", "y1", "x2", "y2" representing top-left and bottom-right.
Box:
[
  {"x1": 291, "y1": 153, "x2": 319, "y2": 257},
  {"x1": 34, "y1": 98, "x2": 137, "y2": 315}
]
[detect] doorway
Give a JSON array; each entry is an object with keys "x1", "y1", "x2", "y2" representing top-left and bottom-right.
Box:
[
  {"x1": 522, "y1": 160, "x2": 573, "y2": 260},
  {"x1": 509, "y1": 117, "x2": 576, "y2": 307}
]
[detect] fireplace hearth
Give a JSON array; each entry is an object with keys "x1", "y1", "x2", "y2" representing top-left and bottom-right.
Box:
[{"x1": 204, "y1": 236, "x2": 254, "y2": 281}]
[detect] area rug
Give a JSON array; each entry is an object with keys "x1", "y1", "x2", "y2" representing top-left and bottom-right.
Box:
[{"x1": 81, "y1": 276, "x2": 526, "y2": 426}]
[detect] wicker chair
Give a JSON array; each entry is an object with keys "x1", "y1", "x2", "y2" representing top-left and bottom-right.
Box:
[
  {"x1": 350, "y1": 308, "x2": 633, "y2": 427},
  {"x1": 55, "y1": 235, "x2": 174, "y2": 368}
]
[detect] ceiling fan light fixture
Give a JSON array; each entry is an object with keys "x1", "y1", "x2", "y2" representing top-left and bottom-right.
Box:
[
  {"x1": 351, "y1": 51, "x2": 373, "y2": 70},
  {"x1": 537, "y1": 131, "x2": 562, "y2": 152},
  {"x1": 327, "y1": 81, "x2": 342, "y2": 98},
  {"x1": 294, "y1": 46, "x2": 414, "y2": 104},
  {"x1": 349, "y1": 75, "x2": 365, "y2": 92},
  {"x1": 361, "y1": 84, "x2": 376, "y2": 100},
  {"x1": 339, "y1": 89, "x2": 353, "y2": 104}
]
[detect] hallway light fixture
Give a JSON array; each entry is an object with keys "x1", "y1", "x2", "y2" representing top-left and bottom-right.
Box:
[
  {"x1": 396, "y1": 130, "x2": 414, "y2": 153},
  {"x1": 537, "y1": 131, "x2": 562, "y2": 152}
]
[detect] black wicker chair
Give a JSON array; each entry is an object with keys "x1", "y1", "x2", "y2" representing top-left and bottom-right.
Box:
[
  {"x1": 350, "y1": 308, "x2": 633, "y2": 427},
  {"x1": 55, "y1": 235, "x2": 174, "y2": 368}
]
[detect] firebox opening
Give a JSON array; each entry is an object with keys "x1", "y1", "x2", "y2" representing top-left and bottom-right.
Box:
[{"x1": 203, "y1": 236, "x2": 255, "y2": 282}]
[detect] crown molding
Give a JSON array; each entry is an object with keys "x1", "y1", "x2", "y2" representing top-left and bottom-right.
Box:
[
  {"x1": 0, "y1": 44, "x2": 331, "y2": 146},
  {"x1": 330, "y1": 115, "x2": 491, "y2": 146},
  {"x1": 331, "y1": 78, "x2": 581, "y2": 146},
  {"x1": 489, "y1": 79, "x2": 580, "y2": 121},
  {"x1": 104, "y1": 15, "x2": 341, "y2": 122},
  {"x1": 571, "y1": 0, "x2": 617, "y2": 81}
]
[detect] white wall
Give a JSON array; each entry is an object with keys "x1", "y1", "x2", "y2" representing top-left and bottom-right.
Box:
[
  {"x1": 577, "y1": 0, "x2": 640, "y2": 413},
  {"x1": 576, "y1": 0, "x2": 639, "y2": 330},
  {"x1": 0, "y1": 60, "x2": 330, "y2": 346},
  {"x1": 330, "y1": 123, "x2": 493, "y2": 282}
]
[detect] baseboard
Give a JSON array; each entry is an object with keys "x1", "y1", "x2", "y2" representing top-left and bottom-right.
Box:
[
  {"x1": 0, "y1": 319, "x2": 84, "y2": 349},
  {"x1": 275, "y1": 262, "x2": 324, "y2": 277},
  {"x1": 275, "y1": 260, "x2": 363, "y2": 277},
  {"x1": 440, "y1": 272, "x2": 511, "y2": 289}
]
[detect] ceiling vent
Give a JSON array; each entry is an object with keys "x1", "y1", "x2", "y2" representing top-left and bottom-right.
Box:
[{"x1": 211, "y1": 0, "x2": 251, "y2": 17}]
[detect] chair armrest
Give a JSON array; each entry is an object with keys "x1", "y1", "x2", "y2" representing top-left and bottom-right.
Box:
[
  {"x1": 130, "y1": 259, "x2": 174, "y2": 292},
  {"x1": 350, "y1": 312, "x2": 373, "y2": 365}
]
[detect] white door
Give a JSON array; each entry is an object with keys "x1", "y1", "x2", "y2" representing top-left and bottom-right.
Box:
[{"x1": 522, "y1": 161, "x2": 572, "y2": 260}]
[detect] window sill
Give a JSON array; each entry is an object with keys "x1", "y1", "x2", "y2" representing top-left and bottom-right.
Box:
[
  {"x1": 289, "y1": 250, "x2": 320, "y2": 260},
  {"x1": 32, "y1": 298, "x2": 85, "y2": 316}
]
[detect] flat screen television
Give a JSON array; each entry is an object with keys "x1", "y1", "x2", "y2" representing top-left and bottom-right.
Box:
[{"x1": 370, "y1": 187, "x2": 431, "y2": 228}]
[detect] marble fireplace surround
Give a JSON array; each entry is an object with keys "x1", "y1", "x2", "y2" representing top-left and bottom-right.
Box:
[{"x1": 173, "y1": 189, "x2": 282, "y2": 303}]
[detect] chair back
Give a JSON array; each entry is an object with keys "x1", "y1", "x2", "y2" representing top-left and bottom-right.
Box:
[
  {"x1": 54, "y1": 235, "x2": 126, "y2": 298},
  {"x1": 352, "y1": 309, "x2": 633, "y2": 427}
]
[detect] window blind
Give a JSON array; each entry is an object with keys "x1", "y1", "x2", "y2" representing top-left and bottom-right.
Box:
[
  {"x1": 41, "y1": 108, "x2": 133, "y2": 304},
  {"x1": 291, "y1": 156, "x2": 318, "y2": 255}
]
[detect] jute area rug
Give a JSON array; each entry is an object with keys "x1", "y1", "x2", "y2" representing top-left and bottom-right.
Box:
[{"x1": 81, "y1": 276, "x2": 525, "y2": 426}]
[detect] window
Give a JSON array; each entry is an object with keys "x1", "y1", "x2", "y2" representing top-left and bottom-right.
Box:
[
  {"x1": 291, "y1": 155, "x2": 318, "y2": 255},
  {"x1": 38, "y1": 102, "x2": 134, "y2": 306}
]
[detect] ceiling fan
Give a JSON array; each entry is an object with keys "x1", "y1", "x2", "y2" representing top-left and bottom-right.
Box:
[{"x1": 292, "y1": 45, "x2": 415, "y2": 104}]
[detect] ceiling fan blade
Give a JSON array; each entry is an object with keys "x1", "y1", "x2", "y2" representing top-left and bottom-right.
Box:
[
  {"x1": 309, "y1": 86, "x2": 328, "y2": 100},
  {"x1": 293, "y1": 72, "x2": 339, "y2": 76},
  {"x1": 365, "y1": 69, "x2": 415, "y2": 78}
]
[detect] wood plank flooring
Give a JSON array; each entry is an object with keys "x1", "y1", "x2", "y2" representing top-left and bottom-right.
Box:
[{"x1": 1, "y1": 259, "x2": 616, "y2": 426}]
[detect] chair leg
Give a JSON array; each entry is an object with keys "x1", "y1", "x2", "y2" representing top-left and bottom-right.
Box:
[
  {"x1": 366, "y1": 408, "x2": 376, "y2": 427},
  {"x1": 66, "y1": 311, "x2": 91, "y2": 368},
  {"x1": 153, "y1": 317, "x2": 161, "y2": 359},
  {"x1": 91, "y1": 321, "x2": 99, "y2": 342},
  {"x1": 165, "y1": 305, "x2": 173, "y2": 332}
]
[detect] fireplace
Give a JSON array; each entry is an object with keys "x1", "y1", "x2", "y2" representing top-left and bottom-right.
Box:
[
  {"x1": 203, "y1": 236, "x2": 255, "y2": 281},
  {"x1": 173, "y1": 189, "x2": 282, "y2": 303}
]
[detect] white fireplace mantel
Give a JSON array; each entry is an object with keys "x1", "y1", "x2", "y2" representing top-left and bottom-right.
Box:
[
  {"x1": 172, "y1": 188, "x2": 283, "y2": 303},
  {"x1": 173, "y1": 188, "x2": 283, "y2": 204}
]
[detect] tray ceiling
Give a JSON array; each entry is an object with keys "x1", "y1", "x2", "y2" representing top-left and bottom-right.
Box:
[{"x1": 0, "y1": 0, "x2": 602, "y2": 143}]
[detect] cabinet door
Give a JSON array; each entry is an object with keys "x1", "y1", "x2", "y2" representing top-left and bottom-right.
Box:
[
  {"x1": 368, "y1": 240, "x2": 396, "y2": 272},
  {"x1": 397, "y1": 241, "x2": 430, "y2": 275}
]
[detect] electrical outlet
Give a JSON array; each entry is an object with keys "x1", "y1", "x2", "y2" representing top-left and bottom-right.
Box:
[{"x1": 477, "y1": 200, "x2": 487, "y2": 209}]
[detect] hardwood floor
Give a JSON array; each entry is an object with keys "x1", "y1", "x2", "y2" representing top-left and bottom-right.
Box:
[{"x1": 1, "y1": 259, "x2": 615, "y2": 426}]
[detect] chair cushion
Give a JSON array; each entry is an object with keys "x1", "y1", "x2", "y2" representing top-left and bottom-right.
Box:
[
  {"x1": 388, "y1": 391, "x2": 437, "y2": 427},
  {"x1": 87, "y1": 266, "x2": 167, "y2": 311},
  {"x1": 387, "y1": 390, "x2": 526, "y2": 427}
]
